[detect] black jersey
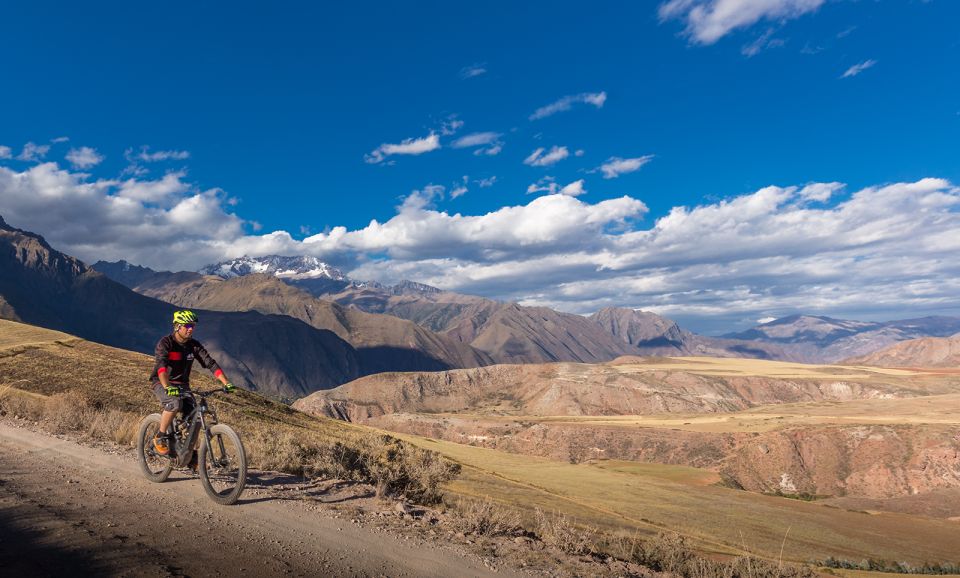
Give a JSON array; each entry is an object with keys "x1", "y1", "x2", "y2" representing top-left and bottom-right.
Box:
[{"x1": 150, "y1": 334, "x2": 222, "y2": 385}]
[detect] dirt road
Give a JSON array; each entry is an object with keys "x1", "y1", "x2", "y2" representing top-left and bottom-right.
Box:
[{"x1": 0, "y1": 421, "x2": 517, "y2": 577}]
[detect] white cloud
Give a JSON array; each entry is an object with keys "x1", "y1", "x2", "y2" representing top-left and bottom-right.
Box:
[
  {"x1": 4, "y1": 163, "x2": 960, "y2": 332},
  {"x1": 476, "y1": 176, "x2": 497, "y2": 188},
  {"x1": 558, "y1": 179, "x2": 587, "y2": 197},
  {"x1": 527, "y1": 177, "x2": 586, "y2": 196},
  {"x1": 66, "y1": 146, "x2": 105, "y2": 169},
  {"x1": 365, "y1": 133, "x2": 441, "y2": 164},
  {"x1": 841, "y1": 59, "x2": 877, "y2": 78},
  {"x1": 659, "y1": 0, "x2": 825, "y2": 45},
  {"x1": 0, "y1": 146, "x2": 11, "y2": 159},
  {"x1": 598, "y1": 155, "x2": 654, "y2": 179},
  {"x1": 439, "y1": 118, "x2": 464, "y2": 136},
  {"x1": 17, "y1": 142, "x2": 51, "y2": 162},
  {"x1": 459, "y1": 64, "x2": 487, "y2": 79},
  {"x1": 524, "y1": 146, "x2": 570, "y2": 167},
  {"x1": 51, "y1": 137, "x2": 70, "y2": 144},
  {"x1": 529, "y1": 92, "x2": 607, "y2": 120},
  {"x1": 451, "y1": 132, "x2": 504, "y2": 156},
  {"x1": 117, "y1": 171, "x2": 191, "y2": 203},
  {"x1": 452, "y1": 132, "x2": 500, "y2": 148},
  {"x1": 137, "y1": 146, "x2": 190, "y2": 162}
]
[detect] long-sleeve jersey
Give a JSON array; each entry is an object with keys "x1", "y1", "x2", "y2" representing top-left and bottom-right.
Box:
[{"x1": 150, "y1": 334, "x2": 223, "y2": 385}]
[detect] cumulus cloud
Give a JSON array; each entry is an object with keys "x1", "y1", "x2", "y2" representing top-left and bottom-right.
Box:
[
  {"x1": 17, "y1": 142, "x2": 51, "y2": 162},
  {"x1": 659, "y1": 0, "x2": 825, "y2": 45},
  {"x1": 524, "y1": 146, "x2": 570, "y2": 167},
  {"x1": 0, "y1": 146, "x2": 11, "y2": 159},
  {"x1": 365, "y1": 133, "x2": 441, "y2": 164},
  {"x1": 66, "y1": 146, "x2": 105, "y2": 169},
  {"x1": 529, "y1": 92, "x2": 607, "y2": 120},
  {"x1": 526, "y1": 177, "x2": 586, "y2": 196},
  {"x1": 3, "y1": 162, "x2": 959, "y2": 332},
  {"x1": 841, "y1": 59, "x2": 877, "y2": 78},
  {"x1": 598, "y1": 155, "x2": 654, "y2": 179}
]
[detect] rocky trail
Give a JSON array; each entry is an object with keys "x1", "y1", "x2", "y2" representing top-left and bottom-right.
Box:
[{"x1": 0, "y1": 421, "x2": 518, "y2": 578}]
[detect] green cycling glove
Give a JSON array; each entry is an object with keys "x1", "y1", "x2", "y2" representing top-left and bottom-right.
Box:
[
  {"x1": 223, "y1": 382, "x2": 236, "y2": 393},
  {"x1": 165, "y1": 385, "x2": 181, "y2": 396}
]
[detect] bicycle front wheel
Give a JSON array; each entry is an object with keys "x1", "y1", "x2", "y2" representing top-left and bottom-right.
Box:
[
  {"x1": 136, "y1": 413, "x2": 173, "y2": 482},
  {"x1": 198, "y1": 424, "x2": 247, "y2": 505}
]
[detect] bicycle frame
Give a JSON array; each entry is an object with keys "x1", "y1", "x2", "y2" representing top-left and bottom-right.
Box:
[{"x1": 170, "y1": 390, "x2": 220, "y2": 468}]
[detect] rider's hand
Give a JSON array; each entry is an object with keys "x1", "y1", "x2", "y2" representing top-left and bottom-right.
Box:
[
  {"x1": 165, "y1": 385, "x2": 181, "y2": 396},
  {"x1": 223, "y1": 382, "x2": 236, "y2": 393}
]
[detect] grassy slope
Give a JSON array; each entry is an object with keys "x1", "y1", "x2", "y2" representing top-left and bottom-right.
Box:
[
  {"x1": 397, "y1": 433, "x2": 960, "y2": 564},
  {"x1": 3, "y1": 319, "x2": 959, "y2": 566}
]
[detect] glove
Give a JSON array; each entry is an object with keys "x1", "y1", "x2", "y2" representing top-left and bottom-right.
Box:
[
  {"x1": 223, "y1": 382, "x2": 236, "y2": 393},
  {"x1": 165, "y1": 385, "x2": 181, "y2": 396}
]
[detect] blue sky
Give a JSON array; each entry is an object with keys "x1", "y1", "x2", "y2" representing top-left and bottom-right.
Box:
[{"x1": 2, "y1": 1, "x2": 959, "y2": 333}]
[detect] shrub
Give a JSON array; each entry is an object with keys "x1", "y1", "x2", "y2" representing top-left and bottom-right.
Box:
[
  {"x1": 454, "y1": 497, "x2": 522, "y2": 537},
  {"x1": 41, "y1": 390, "x2": 94, "y2": 434},
  {"x1": 533, "y1": 507, "x2": 598, "y2": 555}
]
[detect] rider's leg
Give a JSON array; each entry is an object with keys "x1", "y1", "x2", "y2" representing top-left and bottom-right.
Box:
[{"x1": 159, "y1": 409, "x2": 175, "y2": 434}]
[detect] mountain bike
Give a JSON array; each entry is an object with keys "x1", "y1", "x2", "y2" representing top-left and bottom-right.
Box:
[{"x1": 136, "y1": 389, "x2": 247, "y2": 505}]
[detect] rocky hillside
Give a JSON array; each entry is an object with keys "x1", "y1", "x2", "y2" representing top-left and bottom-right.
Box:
[
  {"x1": 0, "y1": 216, "x2": 361, "y2": 398},
  {"x1": 844, "y1": 333, "x2": 960, "y2": 367},
  {"x1": 292, "y1": 358, "x2": 924, "y2": 421},
  {"x1": 94, "y1": 264, "x2": 492, "y2": 373}
]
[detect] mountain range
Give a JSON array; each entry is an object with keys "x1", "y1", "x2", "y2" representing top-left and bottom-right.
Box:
[{"x1": 5, "y1": 214, "x2": 958, "y2": 402}]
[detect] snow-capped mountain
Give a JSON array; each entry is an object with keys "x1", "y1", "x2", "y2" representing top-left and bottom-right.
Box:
[{"x1": 199, "y1": 255, "x2": 347, "y2": 281}]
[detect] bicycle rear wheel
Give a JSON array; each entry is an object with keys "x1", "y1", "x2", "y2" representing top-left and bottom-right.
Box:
[
  {"x1": 136, "y1": 413, "x2": 173, "y2": 482},
  {"x1": 198, "y1": 424, "x2": 247, "y2": 505}
]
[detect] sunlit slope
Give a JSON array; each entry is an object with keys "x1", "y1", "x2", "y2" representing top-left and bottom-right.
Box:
[{"x1": 395, "y1": 432, "x2": 960, "y2": 564}]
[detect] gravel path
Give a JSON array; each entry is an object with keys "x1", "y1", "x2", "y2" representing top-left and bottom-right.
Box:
[{"x1": 0, "y1": 421, "x2": 516, "y2": 577}]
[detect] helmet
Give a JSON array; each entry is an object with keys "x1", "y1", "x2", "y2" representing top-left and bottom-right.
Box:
[{"x1": 173, "y1": 310, "x2": 199, "y2": 325}]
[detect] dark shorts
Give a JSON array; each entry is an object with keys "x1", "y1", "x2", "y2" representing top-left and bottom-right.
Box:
[{"x1": 151, "y1": 382, "x2": 193, "y2": 414}]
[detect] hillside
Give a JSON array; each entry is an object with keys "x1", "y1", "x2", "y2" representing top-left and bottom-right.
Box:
[
  {"x1": 5, "y1": 318, "x2": 960, "y2": 566},
  {"x1": 93, "y1": 264, "x2": 492, "y2": 373},
  {"x1": 0, "y1": 217, "x2": 361, "y2": 399},
  {"x1": 844, "y1": 332, "x2": 960, "y2": 367},
  {"x1": 294, "y1": 356, "x2": 960, "y2": 503},
  {"x1": 726, "y1": 314, "x2": 960, "y2": 363}
]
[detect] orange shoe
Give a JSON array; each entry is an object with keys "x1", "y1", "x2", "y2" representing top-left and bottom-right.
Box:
[{"x1": 153, "y1": 433, "x2": 171, "y2": 456}]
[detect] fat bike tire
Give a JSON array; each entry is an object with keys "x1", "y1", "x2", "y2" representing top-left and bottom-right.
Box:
[
  {"x1": 198, "y1": 424, "x2": 247, "y2": 505},
  {"x1": 137, "y1": 413, "x2": 173, "y2": 482}
]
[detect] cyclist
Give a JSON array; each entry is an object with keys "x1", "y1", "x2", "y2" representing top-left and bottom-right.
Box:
[{"x1": 150, "y1": 310, "x2": 235, "y2": 455}]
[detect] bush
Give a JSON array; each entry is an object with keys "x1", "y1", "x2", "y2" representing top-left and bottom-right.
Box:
[
  {"x1": 534, "y1": 507, "x2": 598, "y2": 555},
  {"x1": 627, "y1": 532, "x2": 817, "y2": 578},
  {"x1": 454, "y1": 497, "x2": 522, "y2": 537},
  {"x1": 242, "y1": 429, "x2": 460, "y2": 505}
]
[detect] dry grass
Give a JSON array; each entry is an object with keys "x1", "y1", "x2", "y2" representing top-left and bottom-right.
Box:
[
  {"x1": 1, "y1": 386, "x2": 140, "y2": 446},
  {"x1": 453, "y1": 497, "x2": 522, "y2": 537},
  {"x1": 396, "y1": 432, "x2": 960, "y2": 564},
  {"x1": 533, "y1": 507, "x2": 598, "y2": 555}
]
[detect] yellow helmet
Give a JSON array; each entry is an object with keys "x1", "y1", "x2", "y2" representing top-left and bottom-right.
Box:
[{"x1": 172, "y1": 310, "x2": 199, "y2": 325}]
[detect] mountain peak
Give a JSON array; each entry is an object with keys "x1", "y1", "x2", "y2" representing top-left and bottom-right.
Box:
[{"x1": 199, "y1": 255, "x2": 346, "y2": 281}]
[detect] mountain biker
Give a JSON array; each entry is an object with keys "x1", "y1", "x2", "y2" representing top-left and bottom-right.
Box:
[{"x1": 150, "y1": 310, "x2": 235, "y2": 456}]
